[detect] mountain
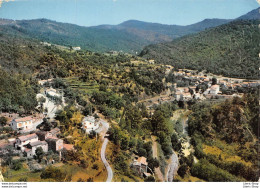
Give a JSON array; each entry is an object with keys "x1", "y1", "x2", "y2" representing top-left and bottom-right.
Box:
[
  {"x1": 0, "y1": 7, "x2": 258, "y2": 53},
  {"x1": 237, "y1": 7, "x2": 260, "y2": 20},
  {"x1": 140, "y1": 20, "x2": 260, "y2": 79},
  {"x1": 0, "y1": 18, "x2": 230, "y2": 53}
]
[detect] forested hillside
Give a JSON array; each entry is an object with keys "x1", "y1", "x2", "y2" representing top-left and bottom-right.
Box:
[
  {"x1": 187, "y1": 91, "x2": 259, "y2": 181},
  {"x1": 0, "y1": 31, "x2": 52, "y2": 73},
  {"x1": 140, "y1": 20, "x2": 260, "y2": 79},
  {"x1": 0, "y1": 17, "x2": 234, "y2": 53}
]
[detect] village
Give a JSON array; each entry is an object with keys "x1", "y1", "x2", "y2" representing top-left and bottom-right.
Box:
[
  {"x1": 0, "y1": 79, "x2": 113, "y2": 182},
  {"x1": 141, "y1": 63, "x2": 260, "y2": 111},
  {"x1": 0, "y1": 61, "x2": 259, "y2": 182}
]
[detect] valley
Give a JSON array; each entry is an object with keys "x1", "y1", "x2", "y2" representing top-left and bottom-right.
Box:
[{"x1": 0, "y1": 5, "x2": 259, "y2": 183}]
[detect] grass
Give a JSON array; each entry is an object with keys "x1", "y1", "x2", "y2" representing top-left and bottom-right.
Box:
[
  {"x1": 4, "y1": 162, "x2": 42, "y2": 182},
  {"x1": 203, "y1": 144, "x2": 252, "y2": 166},
  {"x1": 59, "y1": 163, "x2": 106, "y2": 182},
  {"x1": 175, "y1": 175, "x2": 204, "y2": 182},
  {"x1": 5, "y1": 162, "x2": 107, "y2": 182}
]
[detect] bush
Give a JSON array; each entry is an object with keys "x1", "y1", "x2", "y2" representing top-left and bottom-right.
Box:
[
  {"x1": 40, "y1": 166, "x2": 66, "y2": 181},
  {"x1": 191, "y1": 159, "x2": 242, "y2": 182},
  {"x1": 18, "y1": 177, "x2": 28, "y2": 182},
  {"x1": 11, "y1": 160, "x2": 22, "y2": 171},
  {"x1": 144, "y1": 176, "x2": 155, "y2": 182},
  {"x1": 92, "y1": 164, "x2": 99, "y2": 170}
]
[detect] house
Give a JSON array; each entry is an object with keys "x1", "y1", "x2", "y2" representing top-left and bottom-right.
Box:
[
  {"x1": 36, "y1": 131, "x2": 53, "y2": 141},
  {"x1": 183, "y1": 87, "x2": 189, "y2": 93},
  {"x1": 132, "y1": 157, "x2": 148, "y2": 176},
  {"x1": 49, "y1": 128, "x2": 60, "y2": 137},
  {"x1": 248, "y1": 82, "x2": 259, "y2": 87},
  {"x1": 182, "y1": 93, "x2": 192, "y2": 101},
  {"x1": 46, "y1": 137, "x2": 63, "y2": 152},
  {"x1": 15, "y1": 133, "x2": 39, "y2": 151},
  {"x1": 24, "y1": 141, "x2": 48, "y2": 158},
  {"x1": 81, "y1": 116, "x2": 101, "y2": 134},
  {"x1": 72, "y1": 47, "x2": 81, "y2": 51},
  {"x1": 38, "y1": 79, "x2": 53, "y2": 86},
  {"x1": 148, "y1": 60, "x2": 155, "y2": 64},
  {"x1": 11, "y1": 116, "x2": 34, "y2": 131},
  {"x1": 36, "y1": 128, "x2": 60, "y2": 141},
  {"x1": 45, "y1": 88, "x2": 60, "y2": 97},
  {"x1": 209, "y1": 85, "x2": 220, "y2": 95},
  {"x1": 174, "y1": 91, "x2": 182, "y2": 101}
]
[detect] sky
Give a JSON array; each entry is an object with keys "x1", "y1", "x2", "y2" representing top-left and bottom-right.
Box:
[{"x1": 0, "y1": 0, "x2": 259, "y2": 26}]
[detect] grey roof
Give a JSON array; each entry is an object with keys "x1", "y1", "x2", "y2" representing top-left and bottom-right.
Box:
[
  {"x1": 18, "y1": 133, "x2": 38, "y2": 142},
  {"x1": 36, "y1": 131, "x2": 47, "y2": 136},
  {"x1": 49, "y1": 128, "x2": 60, "y2": 135},
  {"x1": 29, "y1": 141, "x2": 47, "y2": 147}
]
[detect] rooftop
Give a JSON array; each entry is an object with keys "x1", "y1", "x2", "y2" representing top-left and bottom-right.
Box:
[
  {"x1": 13, "y1": 116, "x2": 33, "y2": 123},
  {"x1": 137, "y1": 157, "x2": 148, "y2": 166},
  {"x1": 29, "y1": 141, "x2": 47, "y2": 147},
  {"x1": 18, "y1": 133, "x2": 38, "y2": 142},
  {"x1": 210, "y1": 85, "x2": 220, "y2": 90},
  {"x1": 82, "y1": 116, "x2": 96, "y2": 124}
]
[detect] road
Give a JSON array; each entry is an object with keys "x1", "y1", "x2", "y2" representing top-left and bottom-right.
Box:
[
  {"x1": 166, "y1": 151, "x2": 179, "y2": 182},
  {"x1": 99, "y1": 118, "x2": 113, "y2": 182},
  {"x1": 101, "y1": 137, "x2": 113, "y2": 182},
  {"x1": 151, "y1": 136, "x2": 165, "y2": 182}
]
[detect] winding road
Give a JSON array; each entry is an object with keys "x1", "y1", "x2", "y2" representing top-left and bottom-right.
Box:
[{"x1": 101, "y1": 137, "x2": 113, "y2": 182}]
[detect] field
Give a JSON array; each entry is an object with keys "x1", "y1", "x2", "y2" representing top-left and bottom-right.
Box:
[{"x1": 4, "y1": 162, "x2": 106, "y2": 182}]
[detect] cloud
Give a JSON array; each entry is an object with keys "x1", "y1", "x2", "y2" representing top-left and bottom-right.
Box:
[
  {"x1": 0, "y1": 0, "x2": 15, "y2": 8},
  {"x1": 113, "y1": 0, "x2": 117, "y2": 2},
  {"x1": 257, "y1": 0, "x2": 260, "y2": 5}
]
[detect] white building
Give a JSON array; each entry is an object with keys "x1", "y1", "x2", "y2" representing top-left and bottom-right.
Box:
[
  {"x1": 11, "y1": 116, "x2": 34, "y2": 131},
  {"x1": 46, "y1": 88, "x2": 60, "y2": 97},
  {"x1": 209, "y1": 85, "x2": 220, "y2": 95},
  {"x1": 24, "y1": 141, "x2": 48, "y2": 158},
  {"x1": 15, "y1": 133, "x2": 39, "y2": 151},
  {"x1": 174, "y1": 91, "x2": 182, "y2": 101},
  {"x1": 81, "y1": 116, "x2": 101, "y2": 134},
  {"x1": 72, "y1": 47, "x2": 81, "y2": 51},
  {"x1": 38, "y1": 79, "x2": 53, "y2": 86}
]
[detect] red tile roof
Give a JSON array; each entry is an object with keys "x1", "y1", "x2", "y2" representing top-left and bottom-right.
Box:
[
  {"x1": 137, "y1": 157, "x2": 148, "y2": 165},
  {"x1": 14, "y1": 116, "x2": 33, "y2": 123}
]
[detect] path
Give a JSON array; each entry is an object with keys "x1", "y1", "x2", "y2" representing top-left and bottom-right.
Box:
[
  {"x1": 101, "y1": 138, "x2": 113, "y2": 182},
  {"x1": 151, "y1": 136, "x2": 165, "y2": 182},
  {"x1": 180, "y1": 112, "x2": 198, "y2": 163},
  {"x1": 166, "y1": 151, "x2": 179, "y2": 182}
]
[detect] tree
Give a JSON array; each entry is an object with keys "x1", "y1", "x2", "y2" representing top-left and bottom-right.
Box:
[
  {"x1": 212, "y1": 77, "x2": 217, "y2": 85},
  {"x1": 40, "y1": 166, "x2": 66, "y2": 181},
  {"x1": 11, "y1": 160, "x2": 22, "y2": 171},
  {"x1": 151, "y1": 110, "x2": 169, "y2": 134},
  {"x1": 0, "y1": 116, "x2": 7, "y2": 126},
  {"x1": 178, "y1": 164, "x2": 188, "y2": 178},
  {"x1": 18, "y1": 177, "x2": 28, "y2": 182},
  {"x1": 35, "y1": 147, "x2": 44, "y2": 162},
  {"x1": 148, "y1": 157, "x2": 159, "y2": 169},
  {"x1": 92, "y1": 164, "x2": 99, "y2": 170}
]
